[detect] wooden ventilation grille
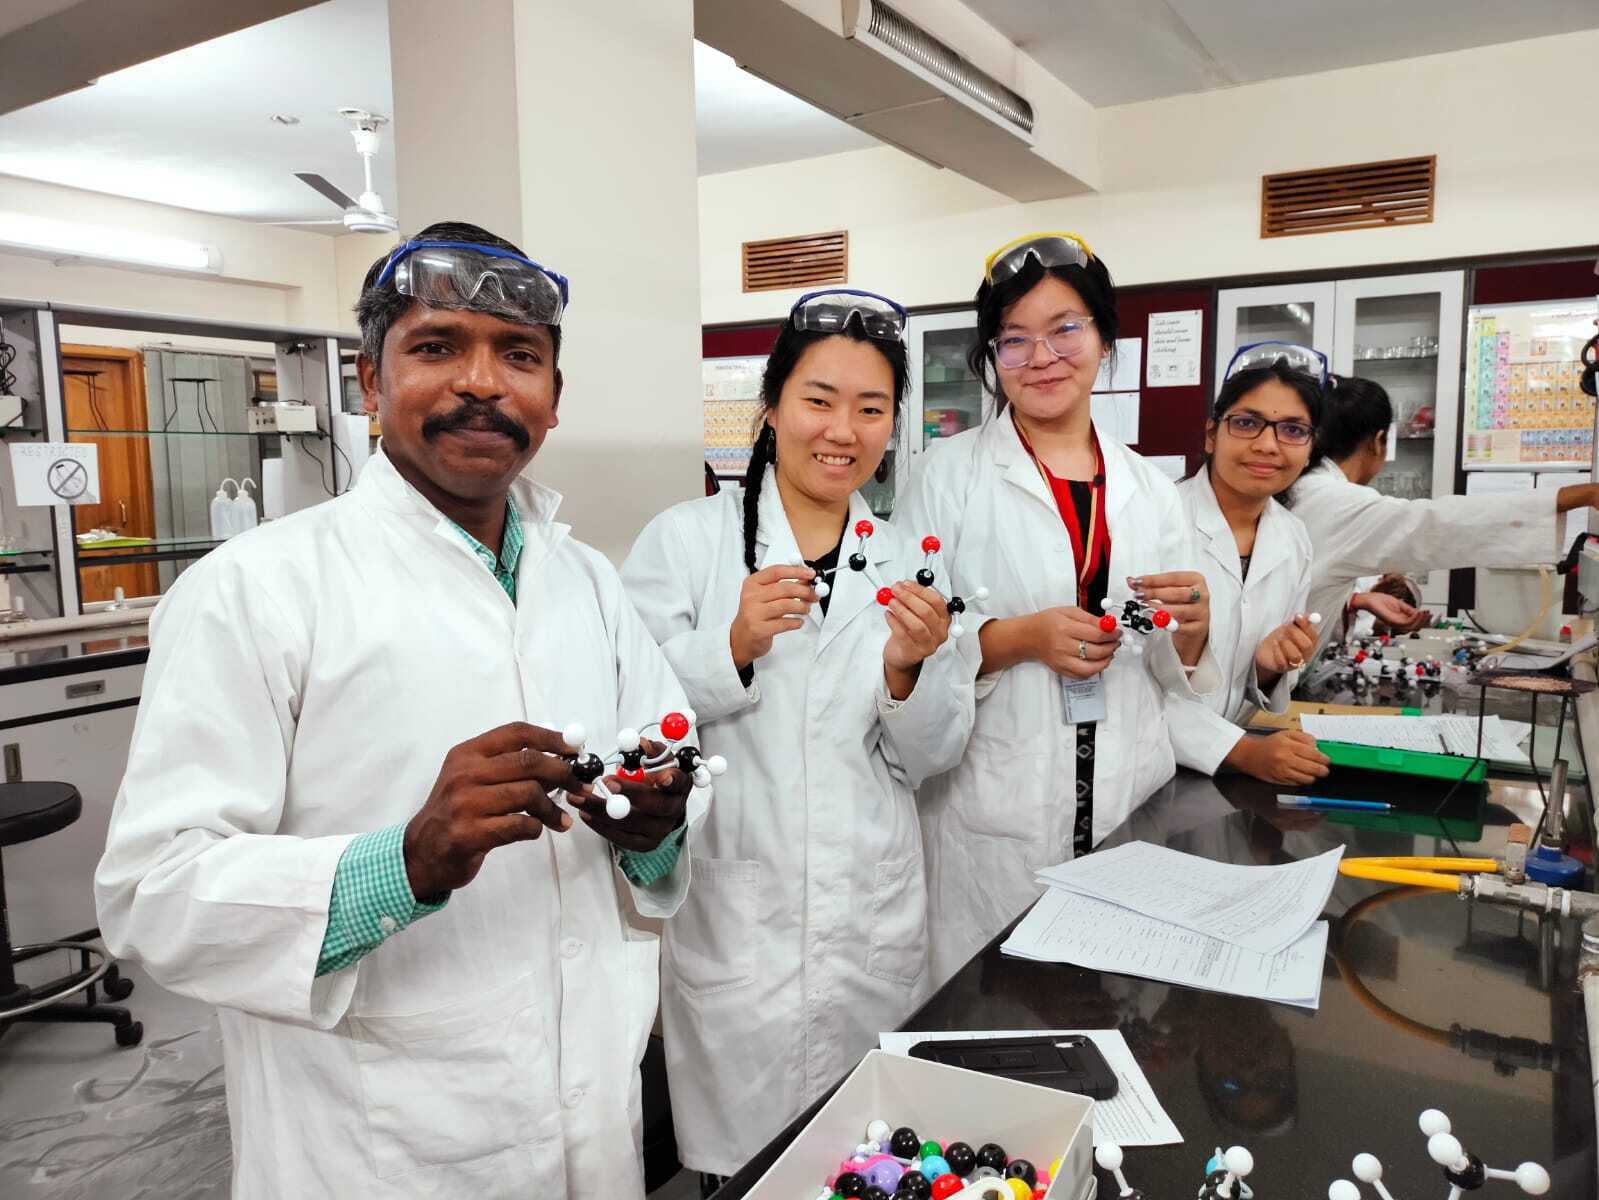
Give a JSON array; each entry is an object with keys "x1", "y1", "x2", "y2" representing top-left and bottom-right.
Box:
[
  {"x1": 1262, "y1": 155, "x2": 1436, "y2": 238},
  {"x1": 742, "y1": 230, "x2": 848, "y2": 293}
]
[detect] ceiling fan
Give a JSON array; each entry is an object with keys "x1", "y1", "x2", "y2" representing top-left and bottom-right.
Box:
[{"x1": 278, "y1": 108, "x2": 398, "y2": 234}]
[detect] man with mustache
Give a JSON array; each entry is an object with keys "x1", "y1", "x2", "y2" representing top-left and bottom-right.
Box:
[{"x1": 96, "y1": 221, "x2": 700, "y2": 1198}]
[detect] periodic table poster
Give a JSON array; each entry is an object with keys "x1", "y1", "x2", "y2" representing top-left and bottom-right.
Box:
[
  {"x1": 1462, "y1": 299, "x2": 1597, "y2": 469},
  {"x1": 702, "y1": 356, "x2": 766, "y2": 479}
]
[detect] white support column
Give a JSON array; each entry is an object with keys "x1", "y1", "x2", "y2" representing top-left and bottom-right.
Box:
[{"x1": 387, "y1": 0, "x2": 704, "y2": 561}]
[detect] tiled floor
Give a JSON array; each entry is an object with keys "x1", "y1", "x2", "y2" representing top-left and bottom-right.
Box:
[{"x1": 0, "y1": 953, "x2": 696, "y2": 1199}]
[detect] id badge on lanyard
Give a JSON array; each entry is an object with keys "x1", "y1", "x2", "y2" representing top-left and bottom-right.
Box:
[
  {"x1": 1036, "y1": 431, "x2": 1110, "y2": 727},
  {"x1": 1061, "y1": 675, "x2": 1107, "y2": 725},
  {"x1": 1059, "y1": 519, "x2": 1108, "y2": 726}
]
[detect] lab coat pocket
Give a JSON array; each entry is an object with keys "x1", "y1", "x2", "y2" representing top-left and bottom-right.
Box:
[
  {"x1": 349, "y1": 974, "x2": 553, "y2": 1179},
  {"x1": 666, "y1": 856, "x2": 758, "y2": 998},
  {"x1": 960, "y1": 729, "x2": 1050, "y2": 840},
  {"x1": 864, "y1": 854, "x2": 928, "y2": 987}
]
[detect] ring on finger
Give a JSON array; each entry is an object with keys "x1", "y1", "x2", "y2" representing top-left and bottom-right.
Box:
[
  {"x1": 1077, "y1": 639, "x2": 1088, "y2": 660},
  {"x1": 1288, "y1": 657, "x2": 1305, "y2": 669},
  {"x1": 1189, "y1": 587, "x2": 1203, "y2": 604}
]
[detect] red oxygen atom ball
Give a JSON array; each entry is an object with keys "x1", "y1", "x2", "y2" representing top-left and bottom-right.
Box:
[
  {"x1": 856, "y1": 519, "x2": 875, "y2": 537},
  {"x1": 1152, "y1": 609, "x2": 1172, "y2": 628},
  {"x1": 931, "y1": 1176, "x2": 964, "y2": 1200},
  {"x1": 921, "y1": 535, "x2": 941, "y2": 553},
  {"x1": 877, "y1": 587, "x2": 895, "y2": 606},
  {"x1": 661, "y1": 712, "x2": 690, "y2": 741},
  {"x1": 1099, "y1": 615, "x2": 1118, "y2": 633}
]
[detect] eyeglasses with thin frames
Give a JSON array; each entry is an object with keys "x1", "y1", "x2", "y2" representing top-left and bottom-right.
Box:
[{"x1": 990, "y1": 317, "x2": 1096, "y2": 369}]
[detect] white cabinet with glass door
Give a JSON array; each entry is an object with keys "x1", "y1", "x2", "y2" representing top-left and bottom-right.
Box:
[
  {"x1": 1330, "y1": 271, "x2": 1465, "y2": 604},
  {"x1": 1214, "y1": 282, "x2": 1336, "y2": 383},
  {"x1": 888, "y1": 310, "x2": 990, "y2": 516}
]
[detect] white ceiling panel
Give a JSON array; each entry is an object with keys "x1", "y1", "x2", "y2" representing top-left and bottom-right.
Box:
[
  {"x1": 0, "y1": 0, "x2": 395, "y2": 230},
  {"x1": 966, "y1": 0, "x2": 1599, "y2": 105},
  {"x1": 1171, "y1": 0, "x2": 1599, "y2": 84}
]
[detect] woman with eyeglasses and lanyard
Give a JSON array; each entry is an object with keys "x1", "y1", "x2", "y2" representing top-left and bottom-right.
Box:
[
  {"x1": 897, "y1": 233, "x2": 1219, "y2": 986},
  {"x1": 1296, "y1": 372, "x2": 1599, "y2": 660},
  {"x1": 1164, "y1": 348, "x2": 1332, "y2": 787},
  {"x1": 621, "y1": 290, "x2": 974, "y2": 1194}
]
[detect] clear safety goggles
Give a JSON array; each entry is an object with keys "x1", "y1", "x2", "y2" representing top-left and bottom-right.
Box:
[
  {"x1": 790, "y1": 289, "x2": 907, "y2": 341},
  {"x1": 983, "y1": 231, "x2": 1095, "y2": 284},
  {"x1": 1223, "y1": 341, "x2": 1331, "y2": 390},
  {"x1": 376, "y1": 240, "x2": 570, "y2": 326}
]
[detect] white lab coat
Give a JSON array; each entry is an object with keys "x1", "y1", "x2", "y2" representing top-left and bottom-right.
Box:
[
  {"x1": 1165, "y1": 467, "x2": 1313, "y2": 774},
  {"x1": 896, "y1": 415, "x2": 1219, "y2": 986},
  {"x1": 620, "y1": 473, "x2": 974, "y2": 1177},
  {"x1": 1295, "y1": 460, "x2": 1561, "y2": 657},
  {"x1": 95, "y1": 450, "x2": 700, "y2": 1200}
]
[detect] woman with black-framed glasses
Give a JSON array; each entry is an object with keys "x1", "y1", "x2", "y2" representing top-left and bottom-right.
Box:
[{"x1": 1166, "y1": 359, "x2": 1333, "y2": 786}]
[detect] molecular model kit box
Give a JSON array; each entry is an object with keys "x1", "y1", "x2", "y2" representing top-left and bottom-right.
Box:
[{"x1": 741, "y1": 1051, "x2": 1096, "y2": 1200}]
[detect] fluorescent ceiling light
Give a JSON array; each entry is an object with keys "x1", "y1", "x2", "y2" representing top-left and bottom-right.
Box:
[{"x1": 0, "y1": 212, "x2": 221, "y2": 273}]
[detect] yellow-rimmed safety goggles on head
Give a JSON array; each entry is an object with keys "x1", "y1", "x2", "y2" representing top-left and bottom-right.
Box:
[{"x1": 983, "y1": 231, "x2": 1095, "y2": 285}]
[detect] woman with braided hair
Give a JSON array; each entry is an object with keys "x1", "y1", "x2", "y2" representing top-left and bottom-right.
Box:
[{"x1": 621, "y1": 289, "x2": 974, "y2": 1191}]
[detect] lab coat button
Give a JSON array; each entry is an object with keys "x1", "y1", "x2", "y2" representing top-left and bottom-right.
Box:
[
  {"x1": 378, "y1": 915, "x2": 398, "y2": 935},
  {"x1": 564, "y1": 1089, "x2": 583, "y2": 1109},
  {"x1": 561, "y1": 938, "x2": 582, "y2": 959}
]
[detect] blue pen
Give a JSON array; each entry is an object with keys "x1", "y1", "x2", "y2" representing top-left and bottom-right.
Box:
[{"x1": 1277, "y1": 794, "x2": 1393, "y2": 812}]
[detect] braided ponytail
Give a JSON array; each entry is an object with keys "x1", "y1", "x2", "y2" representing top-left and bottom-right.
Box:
[{"x1": 741, "y1": 423, "x2": 775, "y2": 573}]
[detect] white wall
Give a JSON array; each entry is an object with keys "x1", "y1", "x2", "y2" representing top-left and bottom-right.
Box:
[
  {"x1": 506, "y1": 0, "x2": 704, "y2": 563},
  {"x1": 385, "y1": 0, "x2": 704, "y2": 563},
  {"x1": 699, "y1": 30, "x2": 1599, "y2": 323},
  {"x1": 334, "y1": 230, "x2": 398, "y2": 335},
  {"x1": 0, "y1": 174, "x2": 351, "y2": 332}
]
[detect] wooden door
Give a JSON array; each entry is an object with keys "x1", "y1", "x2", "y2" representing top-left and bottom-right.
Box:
[{"x1": 62, "y1": 345, "x2": 160, "y2": 602}]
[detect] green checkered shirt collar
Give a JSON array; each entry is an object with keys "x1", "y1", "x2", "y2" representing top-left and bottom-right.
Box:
[{"x1": 447, "y1": 493, "x2": 523, "y2": 603}]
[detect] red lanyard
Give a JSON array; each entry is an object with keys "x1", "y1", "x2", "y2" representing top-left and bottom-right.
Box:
[{"x1": 1014, "y1": 415, "x2": 1111, "y2": 605}]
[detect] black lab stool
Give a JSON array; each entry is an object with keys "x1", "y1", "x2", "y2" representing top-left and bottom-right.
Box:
[{"x1": 0, "y1": 782, "x2": 141, "y2": 1047}]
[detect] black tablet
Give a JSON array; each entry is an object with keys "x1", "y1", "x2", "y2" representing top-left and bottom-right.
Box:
[{"x1": 907, "y1": 1034, "x2": 1119, "y2": 1100}]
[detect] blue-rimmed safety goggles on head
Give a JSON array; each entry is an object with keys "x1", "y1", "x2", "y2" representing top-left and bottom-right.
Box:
[
  {"x1": 790, "y1": 289, "x2": 907, "y2": 341},
  {"x1": 1223, "y1": 341, "x2": 1331, "y2": 391},
  {"x1": 376, "y1": 239, "x2": 570, "y2": 326}
]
